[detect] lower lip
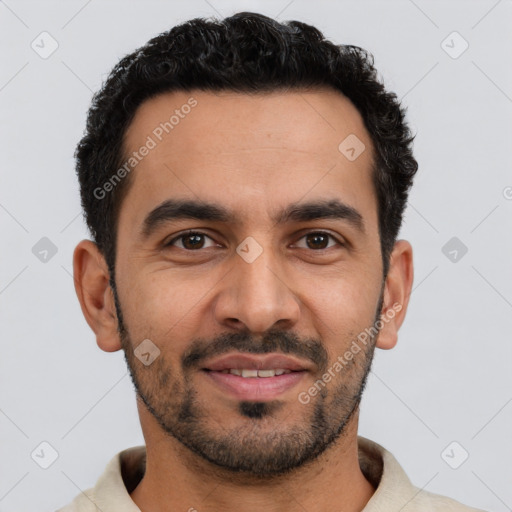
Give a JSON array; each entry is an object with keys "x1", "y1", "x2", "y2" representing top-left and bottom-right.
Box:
[{"x1": 204, "y1": 370, "x2": 306, "y2": 401}]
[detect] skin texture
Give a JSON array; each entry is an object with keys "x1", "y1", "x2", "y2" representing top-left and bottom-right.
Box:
[{"x1": 73, "y1": 88, "x2": 414, "y2": 512}]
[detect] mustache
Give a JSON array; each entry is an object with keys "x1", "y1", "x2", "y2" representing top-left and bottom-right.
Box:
[{"x1": 182, "y1": 328, "x2": 329, "y2": 373}]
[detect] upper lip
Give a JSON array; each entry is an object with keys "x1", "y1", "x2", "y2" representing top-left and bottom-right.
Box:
[{"x1": 203, "y1": 353, "x2": 312, "y2": 372}]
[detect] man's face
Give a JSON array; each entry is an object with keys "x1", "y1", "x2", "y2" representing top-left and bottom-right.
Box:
[{"x1": 113, "y1": 88, "x2": 383, "y2": 476}]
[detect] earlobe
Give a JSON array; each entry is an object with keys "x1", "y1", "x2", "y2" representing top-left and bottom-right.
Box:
[
  {"x1": 375, "y1": 240, "x2": 414, "y2": 350},
  {"x1": 73, "y1": 239, "x2": 122, "y2": 352}
]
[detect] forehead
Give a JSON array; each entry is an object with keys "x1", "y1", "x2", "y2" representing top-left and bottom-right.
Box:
[
  {"x1": 124, "y1": 87, "x2": 371, "y2": 158},
  {"x1": 119, "y1": 88, "x2": 377, "y2": 232}
]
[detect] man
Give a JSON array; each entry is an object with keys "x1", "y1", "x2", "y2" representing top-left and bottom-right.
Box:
[{"x1": 58, "y1": 11, "x2": 485, "y2": 512}]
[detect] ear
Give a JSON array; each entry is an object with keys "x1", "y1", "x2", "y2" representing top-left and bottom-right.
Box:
[
  {"x1": 375, "y1": 239, "x2": 414, "y2": 350},
  {"x1": 72, "y1": 239, "x2": 122, "y2": 352}
]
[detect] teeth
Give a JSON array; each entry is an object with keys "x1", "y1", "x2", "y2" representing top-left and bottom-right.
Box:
[
  {"x1": 223, "y1": 369, "x2": 292, "y2": 378},
  {"x1": 257, "y1": 369, "x2": 276, "y2": 378}
]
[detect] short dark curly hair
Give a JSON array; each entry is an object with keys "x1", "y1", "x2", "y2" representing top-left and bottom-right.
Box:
[{"x1": 76, "y1": 11, "x2": 418, "y2": 279}]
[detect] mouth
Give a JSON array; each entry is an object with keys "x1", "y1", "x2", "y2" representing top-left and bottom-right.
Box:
[
  {"x1": 202, "y1": 353, "x2": 311, "y2": 401},
  {"x1": 214, "y1": 368, "x2": 293, "y2": 377}
]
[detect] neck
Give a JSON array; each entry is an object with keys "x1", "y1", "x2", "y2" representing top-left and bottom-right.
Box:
[{"x1": 130, "y1": 401, "x2": 375, "y2": 512}]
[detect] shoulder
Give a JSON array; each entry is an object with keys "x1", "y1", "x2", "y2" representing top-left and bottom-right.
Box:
[
  {"x1": 55, "y1": 487, "x2": 98, "y2": 512},
  {"x1": 55, "y1": 446, "x2": 145, "y2": 512},
  {"x1": 402, "y1": 488, "x2": 488, "y2": 511},
  {"x1": 357, "y1": 436, "x2": 488, "y2": 512}
]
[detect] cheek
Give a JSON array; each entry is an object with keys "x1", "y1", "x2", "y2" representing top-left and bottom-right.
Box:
[
  {"x1": 119, "y1": 270, "x2": 208, "y2": 346},
  {"x1": 303, "y1": 271, "x2": 381, "y2": 348}
]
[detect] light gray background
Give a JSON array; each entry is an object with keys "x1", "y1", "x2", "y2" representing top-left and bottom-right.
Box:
[{"x1": 1, "y1": 1, "x2": 511, "y2": 511}]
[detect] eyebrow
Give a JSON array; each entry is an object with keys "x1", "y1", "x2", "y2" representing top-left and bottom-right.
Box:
[{"x1": 140, "y1": 198, "x2": 365, "y2": 239}]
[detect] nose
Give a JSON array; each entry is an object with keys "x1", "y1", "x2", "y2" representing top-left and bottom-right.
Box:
[{"x1": 213, "y1": 242, "x2": 301, "y2": 335}]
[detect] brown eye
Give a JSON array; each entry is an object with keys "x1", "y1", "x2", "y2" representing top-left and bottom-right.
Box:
[
  {"x1": 181, "y1": 233, "x2": 205, "y2": 250},
  {"x1": 307, "y1": 232, "x2": 329, "y2": 249},
  {"x1": 295, "y1": 231, "x2": 342, "y2": 250},
  {"x1": 165, "y1": 231, "x2": 216, "y2": 250}
]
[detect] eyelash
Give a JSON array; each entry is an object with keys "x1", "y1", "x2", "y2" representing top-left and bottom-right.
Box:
[{"x1": 164, "y1": 230, "x2": 344, "y2": 251}]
